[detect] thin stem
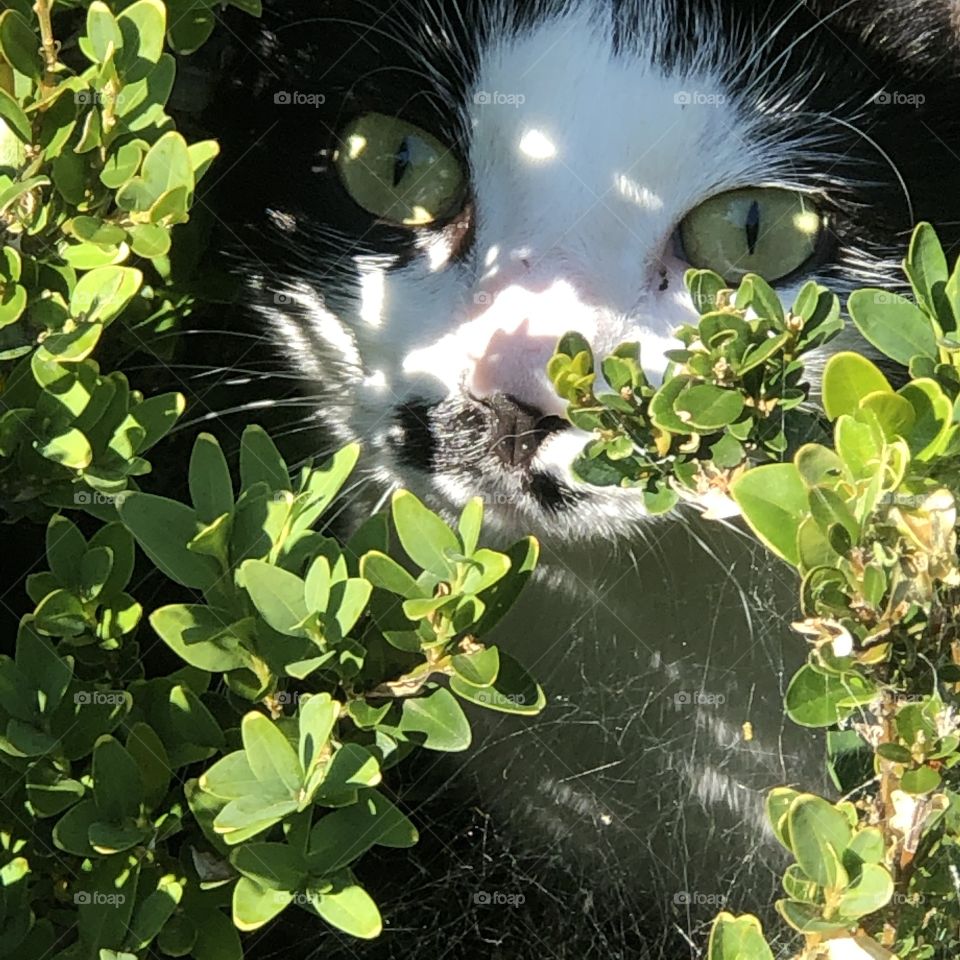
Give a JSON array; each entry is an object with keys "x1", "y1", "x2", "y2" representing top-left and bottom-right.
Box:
[{"x1": 32, "y1": 0, "x2": 59, "y2": 95}]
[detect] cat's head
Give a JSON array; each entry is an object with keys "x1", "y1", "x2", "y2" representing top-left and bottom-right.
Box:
[{"x1": 214, "y1": 0, "x2": 960, "y2": 541}]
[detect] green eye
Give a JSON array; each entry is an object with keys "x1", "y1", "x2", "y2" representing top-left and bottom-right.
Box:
[
  {"x1": 679, "y1": 187, "x2": 825, "y2": 284},
  {"x1": 335, "y1": 113, "x2": 466, "y2": 226}
]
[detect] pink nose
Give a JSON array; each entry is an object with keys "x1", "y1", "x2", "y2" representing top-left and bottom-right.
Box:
[
  {"x1": 468, "y1": 319, "x2": 567, "y2": 417},
  {"x1": 401, "y1": 278, "x2": 600, "y2": 417}
]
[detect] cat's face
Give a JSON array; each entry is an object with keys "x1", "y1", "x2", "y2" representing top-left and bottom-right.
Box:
[{"x1": 221, "y1": 0, "x2": 960, "y2": 542}]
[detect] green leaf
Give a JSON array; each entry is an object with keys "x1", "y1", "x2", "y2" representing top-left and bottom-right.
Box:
[
  {"x1": 230, "y1": 842, "x2": 307, "y2": 891},
  {"x1": 149, "y1": 605, "x2": 249, "y2": 672},
  {"x1": 52, "y1": 799, "x2": 99, "y2": 856},
  {"x1": 898, "y1": 378, "x2": 953, "y2": 460},
  {"x1": 775, "y1": 899, "x2": 846, "y2": 935},
  {"x1": 766, "y1": 787, "x2": 800, "y2": 851},
  {"x1": 84, "y1": 2, "x2": 122, "y2": 63},
  {"x1": 787, "y1": 795, "x2": 853, "y2": 888},
  {"x1": 450, "y1": 650, "x2": 545, "y2": 715},
  {"x1": 45, "y1": 514, "x2": 87, "y2": 586},
  {"x1": 125, "y1": 722, "x2": 170, "y2": 811},
  {"x1": 859, "y1": 391, "x2": 915, "y2": 440},
  {"x1": 126, "y1": 874, "x2": 183, "y2": 950},
  {"x1": 199, "y1": 752, "x2": 263, "y2": 801},
  {"x1": 846, "y1": 827, "x2": 885, "y2": 865},
  {"x1": 169, "y1": 684, "x2": 224, "y2": 749},
  {"x1": 451, "y1": 645, "x2": 499, "y2": 687},
  {"x1": 290, "y1": 443, "x2": 360, "y2": 534},
  {"x1": 847, "y1": 288, "x2": 939, "y2": 366},
  {"x1": 472, "y1": 536, "x2": 539, "y2": 636},
  {"x1": 359, "y1": 551, "x2": 422, "y2": 599},
  {"x1": 240, "y1": 424, "x2": 290, "y2": 494},
  {"x1": 241, "y1": 711, "x2": 302, "y2": 795},
  {"x1": 231, "y1": 876, "x2": 292, "y2": 931},
  {"x1": 0, "y1": 10, "x2": 41, "y2": 80},
  {"x1": 188, "y1": 906, "x2": 242, "y2": 960},
  {"x1": 904, "y1": 221, "x2": 948, "y2": 319},
  {"x1": 116, "y1": 0, "x2": 167, "y2": 82},
  {"x1": 673, "y1": 383, "x2": 744, "y2": 430},
  {"x1": 241, "y1": 561, "x2": 309, "y2": 637},
  {"x1": 460, "y1": 548, "x2": 511, "y2": 595},
  {"x1": 398, "y1": 686, "x2": 471, "y2": 751},
  {"x1": 189, "y1": 433, "x2": 235, "y2": 523},
  {"x1": 821, "y1": 352, "x2": 892, "y2": 420},
  {"x1": 901, "y1": 765, "x2": 942, "y2": 795},
  {"x1": 0, "y1": 89, "x2": 30, "y2": 142},
  {"x1": 119, "y1": 493, "x2": 219, "y2": 590},
  {"x1": 307, "y1": 791, "x2": 418, "y2": 874},
  {"x1": 391, "y1": 490, "x2": 460, "y2": 578},
  {"x1": 298, "y1": 692, "x2": 338, "y2": 773},
  {"x1": 457, "y1": 497, "x2": 483, "y2": 554},
  {"x1": 311, "y1": 882, "x2": 382, "y2": 939},
  {"x1": 69, "y1": 266, "x2": 142, "y2": 325},
  {"x1": 785, "y1": 664, "x2": 873, "y2": 728},
  {"x1": 92, "y1": 735, "x2": 143, "y2": 821},
  {"x1": 730, "y1": 464, "x2": 808, "y2": 566},
  {"x1": 835, "y1": 863, "x2": 894, "y2": 918},
  {"x1": 37, "y1": 428, "x2": 92, "y2": 470},
  {"x1": 707, "y1": 913, "x2": 775, "y2": 960},
  {"x1": 25, "y1": 760, "x2": 85, "y2": 818}
]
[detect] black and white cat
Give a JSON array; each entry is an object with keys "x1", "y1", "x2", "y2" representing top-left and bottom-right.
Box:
[{"x1": 190, "y1": 1, "x2": 960, "y2": 956}]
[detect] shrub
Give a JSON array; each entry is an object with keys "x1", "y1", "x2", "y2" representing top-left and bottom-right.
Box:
[
  {"x1": 549, "y1": 223, "x2": 960, "y2": 960},
  {"x1": 0, "y1": 4, "x2": 543, "y2": 958}
]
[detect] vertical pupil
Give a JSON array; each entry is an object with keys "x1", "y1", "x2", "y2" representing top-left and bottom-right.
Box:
[
  {"x1": 393, "y1": 137, "x2": 411, "y2": 187},
  {"x1": 745, "y1": 200, "x2": 761, "y2": 255}
]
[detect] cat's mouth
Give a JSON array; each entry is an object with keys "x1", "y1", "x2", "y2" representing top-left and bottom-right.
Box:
[{"x1": 387, "y1": 394, "x2": 582, "y2": 518}]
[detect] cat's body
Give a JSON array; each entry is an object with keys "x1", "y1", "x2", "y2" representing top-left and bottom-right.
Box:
[{"x1": 190, "y1": 1, "x2": 960, "y2": 955}]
